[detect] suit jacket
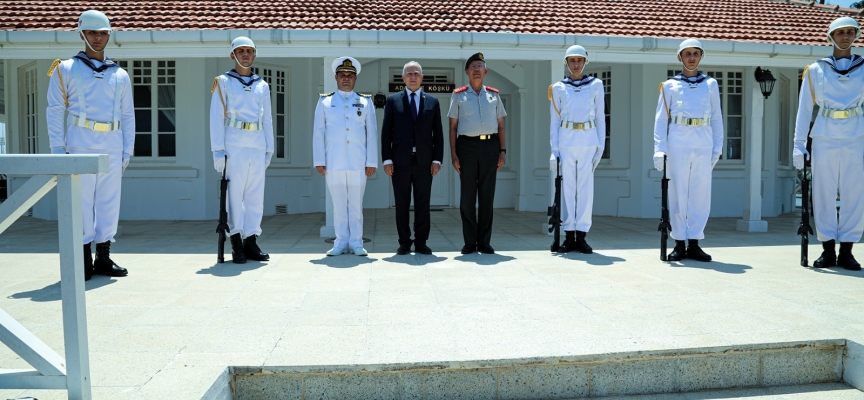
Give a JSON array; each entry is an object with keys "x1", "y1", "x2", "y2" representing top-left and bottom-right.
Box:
[{"x1": 381, "y1": 90, "x2": 444, "y2": 167}]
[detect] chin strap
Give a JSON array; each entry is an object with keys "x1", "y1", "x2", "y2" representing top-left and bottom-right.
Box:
[{"x1": 232, "y1": 50, "x2": 253, "y2": 69}]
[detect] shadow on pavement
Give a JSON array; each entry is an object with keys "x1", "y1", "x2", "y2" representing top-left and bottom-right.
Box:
[
  {"x1": 8, "y1": 277, "x2": 117, "y2": 302},
  {"x1": 453, "y1": 253, "x2": 516, "y2": 265},
  {"x1": 668, "y1": 259, "x2": 753, "y2": 274},
  {"x1": 381, "y1": 254, "x2": 448, "y2": 266},
  {"x1": 310, "y1": 256, "x2": 376, "y2": 268},
  {"x1": 197, "y1": 260, "x2": 267, "y2": 277},
  {"x1": 809, "y1": 266, "x2": 864, "y2": 278}
]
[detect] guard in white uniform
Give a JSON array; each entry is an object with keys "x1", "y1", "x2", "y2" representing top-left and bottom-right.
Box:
[
  {"x1": 549, "y1": 45, "x2": 606, "y2": 254},
  {"x1": 313, "y1": 57, "x2": 378, "y2": 256},
  {"x1": 653, "y1": 39, "x2": 724, "y2": 262},
  {"x1": 47, "y1": 10, "x2": 133, "y2": 280},
  {"x1": 210, "y1": 36, "x2": 274, "y2": 264},
  {"x1": 794, "y1": 17, "x2": 864, "y2": 271}
]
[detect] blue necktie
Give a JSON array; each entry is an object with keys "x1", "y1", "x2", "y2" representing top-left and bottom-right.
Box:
[{"x1": 410, "y1": 92, "x2": 418, "y2": 121}]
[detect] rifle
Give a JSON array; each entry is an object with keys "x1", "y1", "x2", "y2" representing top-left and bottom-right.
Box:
[
  {"x1": 216, "y1": 156, "x2": 229, "y2": 263},
  {"x1": 658, "y1": 156, "x2": 671, "y2": 261},
  {"x1": 798, "y1": 161, "x2": 813, "y2": 267},
  {"x1": 548, "y1": 157, "x2": 562, "y2": 252}
]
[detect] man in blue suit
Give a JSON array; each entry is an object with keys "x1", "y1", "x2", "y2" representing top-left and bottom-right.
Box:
[{"x1": 381, "y1": 61, "x2": 444, "y2": 255}]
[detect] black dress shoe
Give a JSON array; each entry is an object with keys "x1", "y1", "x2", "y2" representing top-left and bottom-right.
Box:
[
  {"x1": 93, "y1": 241, "x2": 128, "y2": 277},
  {"x1": 396, "y1": 245, "x2": 412, "y2": 255},
  {"x1": 415, "y1": 243, "x2": 433, "y2": 255},
  {"x1": 461, "y1": 244, "x2": 476, "y2": 254},
  {"x1": 478, "y1": 244, "x2": 495, "y2": 254}
]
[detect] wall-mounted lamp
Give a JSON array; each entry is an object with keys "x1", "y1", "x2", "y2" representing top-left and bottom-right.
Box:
[
  {"x1": 754, "y1": 67, "x2": 776, "y2": 99},
  {"x1": 373, "y1": 92, "x2": 386, "y2": 109}
]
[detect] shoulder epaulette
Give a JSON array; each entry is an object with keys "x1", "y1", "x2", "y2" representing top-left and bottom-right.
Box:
[
  {"x1": 485, "y1": 86, "x2": 499, "y2": 93},
  {"x1": 211, "y1": 76, "x2": 220, "y2": 93},
  {"x1": 548, "y1": 84, "x2": 554, "y2": 101},
  {"x1": 359, "y1": 93, "x2": 372, "y2": 98},
  {"x1": 320, "y1": 92, "x2": 334, "y2": 97},
  {"x1": 47, "y1": 59, "x2": 62, "y2": 77},
  {"x1": 453, "y1": 86, "x2": 468, "y2": 93}
]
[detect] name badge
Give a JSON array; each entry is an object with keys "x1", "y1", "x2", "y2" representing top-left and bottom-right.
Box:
[
  {"x1": 839, "y1": 75, "x2": 850, "y2": 82},
  {"x1": 244, "y1": 86, "x2": 252, "y2": 92},
  {"x1": 93, "y1": 72, "x2": 104, "y2": 79}
]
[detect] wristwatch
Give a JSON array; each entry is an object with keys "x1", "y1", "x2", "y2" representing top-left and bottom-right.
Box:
[{"x1": 499, "y1": 149, "x2": 507, "y2": 154}]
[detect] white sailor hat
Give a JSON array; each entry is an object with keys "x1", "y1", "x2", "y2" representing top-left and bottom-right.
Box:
[{"x1": 332, "y1": 57, "x2": 361, "y2": 74}]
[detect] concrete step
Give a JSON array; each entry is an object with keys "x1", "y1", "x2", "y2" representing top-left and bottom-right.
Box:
[
  {"x1": 211, "y1": 339, "x2": 864, "y2": 400},
  {"x1": 587, "y1": 382, "x2": 862, "y2": 399}
]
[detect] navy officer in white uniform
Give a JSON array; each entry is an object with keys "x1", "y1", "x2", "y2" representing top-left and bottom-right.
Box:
[
  {"x1": 47, "y1": 10, "x2": 133, "y2": 280},
  {"x1": 549, "y1": 45, "x2": 606, "y2": 254},
  {"x1": 313, "y1": 57, "x2": 378, "y2": 256},
  {"x1": 653, "y1": 39, "x2": 724, "y2": 262},
  {"x1": 210, "y1": 36, "x2": 274, "y2": 264},
  {"x1": 794, "y1": 17, "x2": 864, "y2": 271}
]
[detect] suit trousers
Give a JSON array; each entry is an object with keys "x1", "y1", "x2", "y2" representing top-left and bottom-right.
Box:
[
  {"x1": 560, "y1": 146, "x2": 596, "y2": 232},
  {"x1": 392, "y1": 155, "x2": 433, "y2": 246},
  {"x1": 226, "y1": 146, "x2": 266, "y2": 239},
  {"x1": 68, "y1": 147, "x2": 122, "y2": 244},
  {"x1": 812, "y1": 137, "x2": 864, "y2": 243},
  {"x1": 456, "y1": 136, "x2": 499, "y2": 247},
  {"x1": 667, "y1": 146, "x2": 712, "y2": 240},
  {"x1": 327, "y1": 170, "x2": 367, "y2": 249}
]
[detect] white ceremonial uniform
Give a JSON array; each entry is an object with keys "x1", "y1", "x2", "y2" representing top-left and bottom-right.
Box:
[
  {"x1": 313, "y1": 90, "x2": 378, "y2": 250},
  {"x1": 550, "y1": 76, "x2": 606, "y2": 232},
  {"x1": 210, "y1": 70, "x2": 275, "y2": 238},
  {"x1": 654, "y1": 73, "x2": 724, "y2": 241},
  {"x1": 795, "y1": 56, "x2": 864, "y2": 243},
  {"x1": 47, "y1": 53, "x2": 135, "y2": 244}
]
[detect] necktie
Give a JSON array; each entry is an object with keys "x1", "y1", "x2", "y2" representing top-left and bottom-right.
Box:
[{"x1": 410, "y1": 92, "x2": 418, "y2": 121}]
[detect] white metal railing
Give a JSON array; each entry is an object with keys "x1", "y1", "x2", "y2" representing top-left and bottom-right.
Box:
[{"x1": 0, "y1": 154, "x2": 108, "y2": 400}]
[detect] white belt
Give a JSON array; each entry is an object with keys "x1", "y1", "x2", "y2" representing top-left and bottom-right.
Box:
[
  {"x1": 560, "y1": 120, "x2": 595, "y2": 130},
  {"x1": 69, "y1": 115, "x2": 119, "y2": 132},
  {"x1": 672, "y1": 116, "x2": 710, "y2": 127},
  {"x1": 819, "y1": 106, "x2": 864, "y2": 119},
  {"x1": 225, "y1": 118, "x2": 261, "y2": 131}
]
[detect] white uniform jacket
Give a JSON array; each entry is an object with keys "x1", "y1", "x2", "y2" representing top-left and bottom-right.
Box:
[
  {"x1": 549, "y1": 76, "x2": 606, "y2": 154},
  {"x1": 654, "y1": 73, "x2": 723, "y2": 157},
  {"x1": 210, "y1": 71, "x2": 275, "y2": 153},
  {"x1": 313, "y1": 90, "x2": 378, "y2": 171},
  {"x1": 795, "y1": 56, "x2": 864, "y2": 141},
  {"x1": 46, "y1": 53, "x2": 135, "y2": 155}
]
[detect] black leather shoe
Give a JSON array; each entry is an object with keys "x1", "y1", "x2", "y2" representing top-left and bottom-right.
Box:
[
  {"x1": 461, "y1": 244, "x2": 476, "y2": 254},
  {"x1": 814, "y1": 240, "x2": 836, "y2": 268},
  {"x1": 93, "y1": 241, "x2": 128, "y2": 277},
  {"x1": 557, "y1": 231, "x2": 576, "y2": 254},
  {"x1": 83, "y1": 242, "x2": 94, "y2": 281},
  {"x1": 838, "y1": 242, "x2": 861, "y2": 271},
  {"x1": 244, "y1": 235, "x2": 269, "y2": 261},
  {"x1": 396, "y1": 245, "x2": 412, "y2": 255},
  {"x1": 574, "y1": 231, "x2": 593, "y2": 254},
  {"x1": 230, "y1": 233, "x2": 247, "y2": 264},
  {"x1": 687, "y1": 240, "x2": 712, "y2": 262},
  {"x1": 415, "y1": 243, "x2": 433, "y2": 255},
  {"x1": 478, "y1": 244, "x2": 495, "y2": 254},
  {"x1": 667, "y1": 240, "x2": 686, "y2": 262}
]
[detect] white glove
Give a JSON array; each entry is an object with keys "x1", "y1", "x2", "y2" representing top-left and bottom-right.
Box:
[
  {"x1": 50, "y1": 147, "x2": 66, "y2": 155},
  {"x1": 549, "y1": 153, "x2": 559, "y2": 172},
  {"x1": 592, "y1": 148, "x2": 603, "y2": 172},
  {"x1": 122, "y1": 154, "x2": 130, "y2": 172},
  {"x1": 792, "y1": 141, "x2": 809, "y2": 170},
  {"x1": 265, "y1": 152, "x2": 273, "y2": 169},
  {"x1": 653, "y1": 152, "x2": 665, "y2": 171},
  {"x1": 711, "y1": 154, "x2": 720, "y2": 169},
  {"x1": 214, "y1": 151, "x2": 226, "y2": 173}
]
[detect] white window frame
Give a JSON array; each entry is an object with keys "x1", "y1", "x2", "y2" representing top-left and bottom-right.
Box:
[
  {"x1": 667, "y1": 68, "x2": 746, "y2": 164},
  {"x1": 18, "y1": 63, "x2": 39, "y2": 155},
  {"x1": 253, "y1": 65, "x2": 290, "y2": 163},
  {"x1": 586, "y1": 68, "x2": 611, "y2": 159},
  {"x1": 118, "y1": 59, "x2": 177, "y2": 160}
]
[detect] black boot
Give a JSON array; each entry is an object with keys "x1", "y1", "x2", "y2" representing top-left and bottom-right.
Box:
[
  {"x1": 574, "y1": 231, "x2": 593, "y2": 254},
  {"x1": 687, "y1": 239, "x2": 712, "y2": 262},
  {"x1": 230, "y1": 233, "x2": 247, "y2": 264},
  {"x1": 83, "y1": 242, "x2": 94, "y2": 281},
  {"x1": 667, "y1": 240, "x2": 686, "y2": 261},
  {"x1": 244, "y1": 235, "x2": 269, "y2": 261},
  {"x1": 557, "y1": 231, "x2": 576, "y2": 253},
  {"x1": 93, "y1": 241, "x2": 128, "y2": 277},
  {"x1": 838, "y1": 242, "x2": 861, "y2": 271},
  {"x1": 813, "y1": 240, "x2": 836, "y2": 268}
]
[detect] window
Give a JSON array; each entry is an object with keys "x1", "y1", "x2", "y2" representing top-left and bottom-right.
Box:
[
  {"x1": 253, "y1": 66, "x2": 289, "y2": 161},
  {"x1": 587, "y1": 69, "x2": 611, "y2": 159},
  {"x1": 667, "y1": 69, "x2": 744, "y2": 161},
  {"x1": 19, "y1": 64, "x2": 39, "y2": 154},
  {"x1": 118, "y1": 60, "x2": 176, "y2": 158}
]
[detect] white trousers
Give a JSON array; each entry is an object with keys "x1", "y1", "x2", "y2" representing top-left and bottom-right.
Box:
[
  {"x1": 327, "y1": 170, "x2": 367, "y2": 249},
  {"x1": 226, "y1": 146, "x2": 266, "y2": 238},
  {"x1": 560, "y1": 146, "x2": 595, "y2": 232},
  {"x1": 667, "y1": 146, "x2": 712, "y2": 240},
  {"x1": 68, "y1": 147, "x2": 122, "y2": 244},
  {"x1": 812, "y1": 137, "x2": 864, "y2": 243}
]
